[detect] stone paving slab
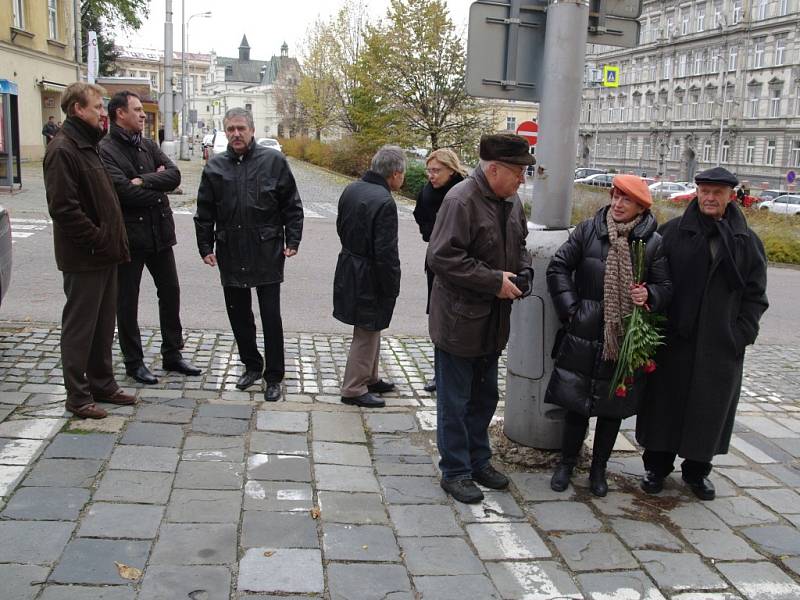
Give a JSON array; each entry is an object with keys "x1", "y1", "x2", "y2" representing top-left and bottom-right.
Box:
[
  {"x1": 2, "y1": 326, "x2": 800, "y2": 598},
  {"x1": 0, "y1": 563, "x2": 50, "y2": 600}
]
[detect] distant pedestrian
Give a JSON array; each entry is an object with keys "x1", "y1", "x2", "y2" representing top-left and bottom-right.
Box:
[
  {"x1": 42, "y1": 116, "x2": 58, "y2": 144},
  {"x1": 195, "y1": 107, "x2": 303, "y2": 401},
  {"x1": 546, "y1": 175, "x2": 671, "y2": 497},
  {"x1": 100, "y1": 90, "x2": 201, "y2": 385},
  {"x1": 427, "y1": 133, "x2": 533, "y2": 504},
  {"x1": 637, "y1": 166, "x2": 769, "y2": 501},
  {"x1": 333, "y1": 146, "x2": 404, "y2": 409},
  {"x1": 158, "y1": 126, "x2": 165, "y2": 145},
  {"x1": 43, "y1": 82, "x2": 135, "y2": 419},
  {"x1": 413, "y1": 148, "x2": 468, "y2": 393}
]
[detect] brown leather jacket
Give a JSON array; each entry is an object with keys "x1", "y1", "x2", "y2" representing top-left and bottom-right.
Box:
[
  {"x1": 427, "y1": 164, "x2": 531, "y2": 358},
  {"x1": 44, "y1": 117, "x2": 129, "y2": 272}
]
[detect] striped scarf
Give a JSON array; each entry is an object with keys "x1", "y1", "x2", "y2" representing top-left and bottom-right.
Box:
[{"x1": 602, "y1": 209, "x2": 642, "y2": 361}]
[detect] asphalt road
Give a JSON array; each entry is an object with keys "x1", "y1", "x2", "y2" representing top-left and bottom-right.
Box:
[{"x1": 2, "y1": 158, "x2": 798, "y2": 344}]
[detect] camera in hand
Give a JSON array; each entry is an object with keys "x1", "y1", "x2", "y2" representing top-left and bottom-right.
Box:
[{"x1": 509, "y1": 268, "x2": 533, "y2": 297}]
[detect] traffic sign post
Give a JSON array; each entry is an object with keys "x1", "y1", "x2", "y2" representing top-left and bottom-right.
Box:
[
  {"x1": 516, "y1": 120, "x2": 539, "y2": 146},
  {"x1": 602, "y1": 65, "x2": 619, "y2": 87}
]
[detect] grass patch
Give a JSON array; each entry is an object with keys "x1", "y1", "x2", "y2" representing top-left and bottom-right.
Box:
[{"x1": 569, "y1": 185, "x2": 800, "y2": 265}]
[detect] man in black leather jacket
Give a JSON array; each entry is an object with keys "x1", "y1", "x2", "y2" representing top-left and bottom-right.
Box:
[
  {"x1": 195, "y1": 107, "x2": 303, "y2": 401},
  {"x1": 100, "y1": 91, "x2": 201, "y2": 385}
]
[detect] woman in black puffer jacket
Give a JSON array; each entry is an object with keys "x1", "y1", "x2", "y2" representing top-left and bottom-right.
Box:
[
  {"x1": 545, "y1": 174, "x2": 672, "y2": 497},
  {"x1": 413, "y1": 148, "x2": 467, "y2": 392}
]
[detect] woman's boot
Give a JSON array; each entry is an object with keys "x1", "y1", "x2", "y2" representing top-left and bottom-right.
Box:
[
  {"x1": 589, "y1": 460, "x2": 608, "y2": 497},
  {"x1": 550, "y1": 463, "x2": 574, "y2": 492}
]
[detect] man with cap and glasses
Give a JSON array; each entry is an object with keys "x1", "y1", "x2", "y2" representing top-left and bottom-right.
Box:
[
  {"x1": 636, "y1": 166, "x2": 768, "y2": 501},
  {"x1": 426, "y1": 133, "x2": 534, "y2": 503}
]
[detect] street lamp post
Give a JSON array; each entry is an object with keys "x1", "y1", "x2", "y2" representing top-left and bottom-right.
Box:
[
  {"x1": 180, "y1": 4, "x2": 212, "y2": 160},
  {"x1": 186, "y1": 10, "x2": 211, "y2": 151}
]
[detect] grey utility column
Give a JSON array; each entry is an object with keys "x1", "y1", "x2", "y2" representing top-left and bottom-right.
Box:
[
  {"x1": 161, "y1": 0, "x2": 177, "y2": 161},
  {"x1": 504, "y1": 0, "x2": 590, "y2": 448}
]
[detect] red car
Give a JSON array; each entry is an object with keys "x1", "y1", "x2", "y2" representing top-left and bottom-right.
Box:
[{"x1": 668, "y1": 190, "x2": 757, "y2": 208}]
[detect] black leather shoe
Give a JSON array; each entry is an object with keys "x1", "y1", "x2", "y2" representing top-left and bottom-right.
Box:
[
  {"x1": 163, "y1": 358, "x2": 202, "y2": 376},
  {"x1": 423, "y1": 380, "x2": 436, "y2": 392},
  {"x1": 473, "y1": 465, "x2": 509, "y2": 489},
  {"x1": 641, "y1": 471, "x2": 665, "y2": 494},
  {"x1": 367, "y1": 379, "x2": 395, "y2": 394},
  {"x1": 126, "y1": 364, "x2": 158, "y2": 385},
  {"x1": 264, "y1": 382, "x2": 282, "y2": 402},
  {"x1": 441, "y1": 478, "x2": 484, "y2": 504},
  {"x1": 682, "y1": 475, "x2": 715, "y2": 501},
  {"x1": 589, "y1": 463, "x2": 609, "y2": 497},
  {"x1": 550, "y1": 463, "x2": 574, "y2": 492},
  {"x1": 236, "y1": 370, "x2": 262, "y2": 390},
  {"x1": 341, "y1": 392, "x2": 385, "y2": 408}
]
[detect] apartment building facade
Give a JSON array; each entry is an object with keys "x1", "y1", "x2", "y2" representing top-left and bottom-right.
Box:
[
  {"x1": 2, "y1": 0, "x2": 79, "y2": 160},
  {"x1": 579, "y1": 0, "x2": 800, "y2": 189}
]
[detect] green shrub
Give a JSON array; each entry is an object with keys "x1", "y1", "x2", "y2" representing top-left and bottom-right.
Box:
[
  {"x1": 400, "y1": 162, "x2": 427, "y2": 200},
  {"x1": 330, "y1": 137, "x2": 372, "y2": 178},
  {"x1": 280, "y1": 137, "x2": 307, "y2": 160},
  {"x1": 304, "y1": 139, "x2": 334, "y2": 170}
]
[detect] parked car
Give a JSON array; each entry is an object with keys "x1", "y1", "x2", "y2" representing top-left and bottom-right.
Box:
[
  {"x1": 202, "y1": 132, "x2": 215, "y2": 148},
  {"x1": 757, "y1": 194, "x2": 800, "y2": 215},
  {"x1": 0, "y1": 206, "x2": 11, "y2": 307},
  {"x1": 256, "y1": 138, "x2": 282, "y2": 153},
  {"x1": 649, "y1": 181, "x2": 691, "y2": 199},
  {"x1": 210, "y1": 131, "x2": 229, "y2": 157},
  {"x1": 575, "y1": 173, "x2": 614, "y2": 187},
  {"x1": 756, "y1": 189, "x2": 789, "y2": 202},
  {"x1": 669, "y1": 190, "x2": 696, "y2": 203},
  {"x1": 574, "y1": 167, "x2": 606, "y2": 179}
]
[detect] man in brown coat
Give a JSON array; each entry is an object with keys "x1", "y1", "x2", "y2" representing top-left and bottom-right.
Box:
[
  {"x1": 44, "y1": 82, "x2": 136, "y2": 419},
  {"x1": 427, "y1": 133, "x2": 534, "y2": 503}
]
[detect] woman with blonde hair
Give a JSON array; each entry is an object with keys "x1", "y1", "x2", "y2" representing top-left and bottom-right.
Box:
[{"x1": 413, "y1": 148, "x2": 469, "y2": 392}]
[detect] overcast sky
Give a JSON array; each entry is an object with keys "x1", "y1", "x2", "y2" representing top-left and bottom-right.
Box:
[{"x1": 114, "y1": 0, "x2": 473, "y2": 59}]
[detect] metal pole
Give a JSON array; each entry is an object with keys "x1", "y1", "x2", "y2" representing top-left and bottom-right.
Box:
[
  {"x1": 73, "y1": 0, "x2": 81, "y2": 79},
  {"x1": 716, "y1": 44, "x2": 726, "y2": 166},
  {"x1": 592, "y1": 92, "x2": 599, "y2": 168},
  {"x1": 505, "y1": 0, "x2": 590, "y2": 449},
  {"x1": 162, "y1": 0, "x2": 177, "y2": 160},
  {"x1": 179, "y1": 0, "x2": 189, "y2": 160}
]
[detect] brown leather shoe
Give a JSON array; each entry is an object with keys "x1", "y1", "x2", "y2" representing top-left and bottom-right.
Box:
[
  {"x1": 66, "y1": 403, "x2": 108, "y2": 419},
  {"x1": 95, "y1": 389, "x2": 137, "y2": 406}
]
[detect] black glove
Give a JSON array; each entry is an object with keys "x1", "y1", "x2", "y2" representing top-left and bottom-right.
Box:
[{"x1": 509, "y1": 267, "x2": 534, "y2": 298}]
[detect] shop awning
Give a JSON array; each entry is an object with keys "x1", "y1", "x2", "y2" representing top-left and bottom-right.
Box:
[{"x1": 38, "y1": 80, "x2": 67, "y2": 93}]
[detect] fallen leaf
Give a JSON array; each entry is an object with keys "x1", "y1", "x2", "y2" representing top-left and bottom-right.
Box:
[
  {"x1": 310, "y1": 507, "x2": 321, "y2": 519},
  {"x1": 362, "y1": 545, "x2": 368, "y2": 550},
  {"x1": 263, "y1": 550, "x2": 275, "y2": 557},
  {"x1": 114, "y1": 561, "x2": 142, "y2": 581}
]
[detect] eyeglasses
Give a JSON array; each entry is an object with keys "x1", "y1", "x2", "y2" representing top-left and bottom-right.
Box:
[
  {"x1": 495, "y1": 162, "x2": 527, "y2": 178},
  {"x1": 425, "y1": 167, "x2": 443, "y2": 175}
]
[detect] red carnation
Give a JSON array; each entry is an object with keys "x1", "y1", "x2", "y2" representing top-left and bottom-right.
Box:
[
  {"x1": 643, "y1": 360, "x2": 657, "y2": 374},
  {"x1": 615, "y1": 385, "x2": 627, "y2": 398}
]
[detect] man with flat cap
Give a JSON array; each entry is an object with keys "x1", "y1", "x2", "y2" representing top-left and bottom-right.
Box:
[
  {"x1": 636, "y1": 166, "x2": 768, "y2": 501},
  {"x1": 427, "y1": 133, "x2": 534, "y2": 503}
]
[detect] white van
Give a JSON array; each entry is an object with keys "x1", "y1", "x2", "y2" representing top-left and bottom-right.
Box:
[{"x1": 211, "y1": 131, "x2": 229, "y2": 157}]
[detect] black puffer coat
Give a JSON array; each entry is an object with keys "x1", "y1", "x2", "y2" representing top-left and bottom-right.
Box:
[
  {"x1": 545, "y1": 206, "x2": 672, "y2": 418},
  {"x1": 413, "y1": 173, "x2": 464, "y2": 242},
  {"x1": 333, "y1": 171, "x2": 400, "y2": 331},
  {"x1": 194, "y1": 141, "x2": 303, "y2": 287},
  {"x1": 99, "y1": 125, "x2": 180, "y2": 255}
]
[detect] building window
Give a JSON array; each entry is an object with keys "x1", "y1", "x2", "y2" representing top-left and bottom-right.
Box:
[
  {"x1": 710, "y1": 48, "x2": 720, "y2": 73},
  {"x1": 779, "y1": 0, "x2": 789, "y2": 16},
  {"x1": 678, "y1": 54, "x2": 687, "y2": 77},
  {"x1": 696, "y1": 4, "x2": 705, "y2": 31},
  {"x1": 745, "y1": 140, "x2": 755, "y2": 164},
  {"x1": 671, "y1": 140, "x2": 680, "y2": 161},
  {"x1": 681, "y1": 8, "x2": 689, "y2": 35},
  {"x1": 675, "y1": 92, "x2": 684, "y2": 119},
  {"x1": 150, "y1": 72, "x2": 158, "y2": 88},
  {"x1": 694, "y1": 51, "x2": 705, "y2": 75},
  {"x1": 756, "y1": 0, "x2": 768, "y2": 20},
  {"x1": 765, "y1": 140, "x2": 776, "y2": 165},
  {"x1": 644, "y1": 140, "x2": 652, "y2": 159},
  {"x1": 790, "y1": 140, "x2": 800, "y2": 167},
  {"x1": 749, "y1": 87, "x2": 761, "y2": 118},
  {"x1": 506, "y1": 116, "x2": 516, "y2": 131},
  {"x1": 721, "y1": 140, "x2": 730, "y2": 162},
  {"x1": 733, "y1": 0, "x2": 743, "y2": 24},
  {"x1": 48, "y1": 0, "x2": 58, "y2": 38},
  {"x1": 703, "y1": 141, "x2": 712, "y2": 162},
  {"x1": 729, "y1": 46, "x2": 738, "y2": 71},
  {"x1": 663, "y1": 56, "x2": 672, "y2": 79},
  {"x1": 714, "y1": 0, "x2": 723, "y2": 27},
  {"x1": 245, "y1": 103, "x2": 252, "y2": 112},
  {"x1": 753, "y1": 39, "x2": 765, "y2": 68},
  {"x1": 775, "y1": 36, "x2": 787, "y2": 66},
  {"x1": 666, "y1": 12, "x2": 674, "y2": 36},
  {"x1": 12, "y1": 0, "x2": 24, "y2": 28},
  {"x1": 770, "y1": 88, "x2": 782, "y2": 117},
  {"x1": 705, "y1": 90, "x2": 715, "y2": 118},
  {"x1": 690, "y1": 92, "x2": 700, "y2": 119}
]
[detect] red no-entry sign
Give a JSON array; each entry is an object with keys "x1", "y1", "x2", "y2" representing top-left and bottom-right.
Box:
[{"x1": 516, "y1": 120, "x2": 538, "y2": 146}]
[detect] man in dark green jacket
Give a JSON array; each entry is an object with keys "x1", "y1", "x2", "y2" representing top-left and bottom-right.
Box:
[{"x1": 44, "y1": 82, "x2": 136, "y2": 419}]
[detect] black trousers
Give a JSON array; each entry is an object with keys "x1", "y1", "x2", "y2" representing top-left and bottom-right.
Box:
[
  {"x1": 117, "y1": 248, "x2": 183, "y2": 368},
  {"x1": 61, "y1": 268, "x2": 119, "y2": 407},
  {"x1": 560, "y1": 410, "x2": 621, "y2": 467},
  {"x1": 224, "y1": 283, "x2": 285, "y2": 382},
  {"x1": 642, "y1": 449, "x2": 712, "y2": 481}
]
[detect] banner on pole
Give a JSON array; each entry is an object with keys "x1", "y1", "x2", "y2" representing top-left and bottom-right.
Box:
[{"x1": 87, "y1": 31, "x2": 99, "y2": 84}]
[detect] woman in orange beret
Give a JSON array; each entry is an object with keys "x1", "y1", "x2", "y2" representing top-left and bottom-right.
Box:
[{"x1": 544, "y1": 174, "x2": 672, "y2": 496}]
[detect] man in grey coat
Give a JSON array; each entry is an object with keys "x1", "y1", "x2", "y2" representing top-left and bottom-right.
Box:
[
  {"x1": 427, "y1": 133, "x2": 533, "y2": 503},
  {"x1": 636, "y1": 166, "x2": 768, "y2": 501}
]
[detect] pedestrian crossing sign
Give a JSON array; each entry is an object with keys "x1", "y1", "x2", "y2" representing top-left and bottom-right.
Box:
[{"x1": 602, "y1": 66, "x2": 620, "y2": 87}]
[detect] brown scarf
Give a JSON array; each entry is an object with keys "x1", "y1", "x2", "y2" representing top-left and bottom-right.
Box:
[{"x1": 602, "y1": 209, "x2": 643, "y2": 361}]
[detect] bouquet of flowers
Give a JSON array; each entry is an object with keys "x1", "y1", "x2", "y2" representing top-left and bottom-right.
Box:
[{"x1": 609, "y1": 240, "x2": 665, "y2": 399}]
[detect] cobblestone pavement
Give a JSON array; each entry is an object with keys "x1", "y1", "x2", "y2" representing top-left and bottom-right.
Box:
[{"x1": 1, "y1": 321, "x2": 800, "y2": 600}]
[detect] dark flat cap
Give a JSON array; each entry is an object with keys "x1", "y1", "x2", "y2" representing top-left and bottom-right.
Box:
[
  {"x1": 479, "y1": 133, "x2": 535, "y2": 165},
  {"x1": 695, "y1": 166, "x2": 738, "y2": 187}
]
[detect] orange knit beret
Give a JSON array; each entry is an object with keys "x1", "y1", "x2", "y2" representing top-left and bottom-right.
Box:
[{"x1": 610, "y1": 174, "x2": 652, "y2": 209}]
